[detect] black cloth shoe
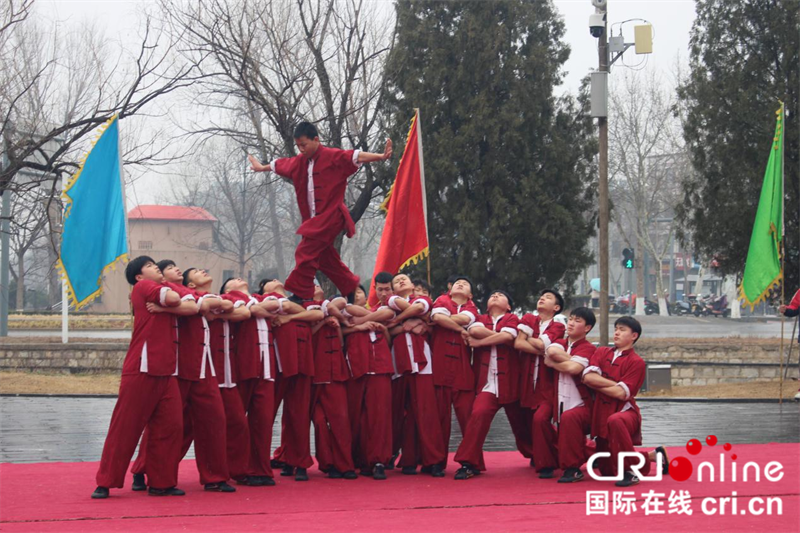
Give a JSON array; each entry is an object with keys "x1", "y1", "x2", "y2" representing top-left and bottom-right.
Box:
[
  {"x1": 558, "y1": 468, "x2": 584, "y2": 483},
  {"x1": 270, "y1": 459, "x2": 285, "y2": 469},
  {"x1": 386, "y1": 453, "x2": 398, "y2": 470},
  {"x1": 430, "y1": 464, "x2": 445, "y2": 478},
  {"x1": 343, "y1": 470, "x2": 358, "y2": 480},
  {"x1": 401, "y1": 466, "x2": 417, "y2": 475},
  {"x1": 131, "y1": 473, "x2": 146, "y2": 491},
  {"x1": 281, "y1": 465, "x2": 295, "y2": 477},
  {"x1": 420, "y1": 465, "x2": 432, "y2": 474},
  {"x1": 205, "y1": 482, "x2": 236, "y2": 492},
  {"x1": 454, "y1": 464, "x2": 479, "y2": 480},
  {"x1": 91, "y1": 486, "x2": 109, "y2": 499},
  {"x1": 538, "y1": 468, "x2": 556, "y2": 479},
  {"x1": 372, "y1": 463, "x2": 387, "y2": 480},
  {"x1": 239, "y1": 476, "x2": 275, "y2": 486},
  {"x1": 655, "y1": 446, "x2": 669, "y2": 475},
  {"x1": 148, "y1": 486, "x2": 185, "y2": 496},
  {"x1": 359, "y1": 468, "x2": 373, "y2": 477},
  {"x1": 295, "y1": 467, "x2": 309, "y2": 481},
  {"x1": 529, "y1": 458, "x2": 536, "y2": 468},
  {"x1": 327, "y1": 468, "x2": 343, "y2": 479},
  {"x1": 615, "y1": 471, "x2": 640, "y2": 487}
]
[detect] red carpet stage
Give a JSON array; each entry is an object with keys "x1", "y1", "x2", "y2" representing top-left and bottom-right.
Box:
[{"x1": 1, "y1": 444, "x2": 798, "y2": 533}]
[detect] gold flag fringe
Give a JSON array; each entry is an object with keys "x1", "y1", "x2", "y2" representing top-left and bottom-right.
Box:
[
  {"x1": 56, "y1": 253, "x2": 129, "y2": 311},
  {"x1": 62, "y1": 114, "x2": 119, "y2": 219},
  {"x1": 738, "y1": 271, "x2": 782, "y2": 311},
  {"x1": 380, "y1": 112, "x2": 418, "y2": 213},
  {"x1": 397, "y1": 247, "x2": 429, "y2": 273}
]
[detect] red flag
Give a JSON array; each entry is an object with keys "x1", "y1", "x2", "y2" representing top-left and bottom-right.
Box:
[{"x1": 368, "y1": 110, "x2": 429, "y2": 308}]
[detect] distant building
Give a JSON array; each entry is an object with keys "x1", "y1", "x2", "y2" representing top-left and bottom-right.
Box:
[{"x1": 89, "y1": 205, "x2": 250, "y2": 313}]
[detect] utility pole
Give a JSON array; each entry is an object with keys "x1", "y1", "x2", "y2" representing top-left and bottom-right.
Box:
[
  {"x1": 592, "y1": 0, "x2": 610, "y2": 346},
  {"x1": 589, "y1": 0, "x2": 652, "y2": 344}
]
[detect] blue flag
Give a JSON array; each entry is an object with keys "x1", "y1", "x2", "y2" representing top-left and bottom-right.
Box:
[{"x1": 58, "y1": 115, "x2": 128, "y2": 309}]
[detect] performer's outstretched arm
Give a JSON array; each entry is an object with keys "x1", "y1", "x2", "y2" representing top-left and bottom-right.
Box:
[
  {"x1": 356, "y1": 139, "x2": 393, "y2": 163},
  {"x1": 248, "y1": 155, "x2": 272, "y2": 173}
]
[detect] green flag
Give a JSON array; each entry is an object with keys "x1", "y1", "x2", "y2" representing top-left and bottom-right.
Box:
[{"x1": 739, "y1": 104, "x2": 784, "y2": 309}]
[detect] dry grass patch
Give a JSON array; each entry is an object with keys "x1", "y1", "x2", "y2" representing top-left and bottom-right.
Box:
[
  {"x1": 0, "y1": 371, "x2": 120, "y2": 395},
  {"x1": 9, "y1": 314, "x2": 130, "y2": 330},
  {"x1": 642, "y1": 379, "x2": 799, "y2": 399}
]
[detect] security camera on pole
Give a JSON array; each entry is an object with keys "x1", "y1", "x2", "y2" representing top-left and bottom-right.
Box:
[{"x1": 588, "y1": 0, "x2": 653, "y2": 336}]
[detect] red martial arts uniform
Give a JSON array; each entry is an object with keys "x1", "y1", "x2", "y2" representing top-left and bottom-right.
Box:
[
  {"x1": 271, "y1": 295, "x2": 315, "y2": 470},
  {"x1": 345, "y1": 309, "x2": 394, "y2": 469},
  {"x1": 271, "y1": 146, "x2": 362, "y2": 299},
  {"x1": 310, "y1": 300, "x2": 353, "y2": 474},
  {"x1": 388, "y1": 295, "x2": 445, "y2": 469},
  {"x1": 430, "y1": 294, "x2": 479, "y2": 467},
  {"x1": 518, "y1": 314, "x2": 566, "y2": 470},
  {"x1": 453, "y1": 312, "x2": 520, "y2": 471},
  {"x1": 96, "y1": 279, "x2": 183, "y2": 490},
  {"x1": 208, "y1": 295, "x2": 251, "y2": 481},
  {"x1": 584, "y1": 346, "x2": 649, "y2": 477},
  {"x1": 231, "y1": 291, "x2": 279, "y2": 479},
  {"x1": 540, "y1": 338, "x2": 596, "y2": 471},
  {"x1": 132, "y1": 284, "x2": 230, "y2": 485}
]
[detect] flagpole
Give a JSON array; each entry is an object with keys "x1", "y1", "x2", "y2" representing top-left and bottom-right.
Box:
[
  {"x1": 60, "y1": 172, "x2": 68, "y2": 344},
  {"x1": 779, "y1": 103, "x2": 785, "y2": 404},
  {"x1": 414, "y1": 108, "x2": 431, "y2": 286}
]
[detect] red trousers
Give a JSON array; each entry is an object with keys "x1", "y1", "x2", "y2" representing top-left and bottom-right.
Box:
[
  {"x1": 434, "y1": 385, "x2": 474, "y2": 468},
  {"x1": 347, "y1": 374, "x2": 392, "y2": 468},
  {"x1": 531, "y1": 402, "x2": 558, "y2": 472},
  {"x1": 395, "y1": 374, "x2": 446, "y2": 468},
  {"x1": 311, "y1": 382, "x2": 354, "y2": 473},
  {"x1": 238, "y1": 378, "x2": 276, "y2": 477},
  {"x1": 132, "y1": 376, "x2": 229, "y2": 485},
  {"x1": 455, "y1": 392, "x2": 535, "y2": 471},
  {"x1": 391, "y1": 376, "x2": 407, "y2": 459},
  {"x1": 219, "y1": 387, "x2": 251, "y2": 480},
  {"x1": 96, "y1": 374, "x2": 182, "y2": 490},
  {"x1": 273, "y1": 374, "x2": 314, "y2": 469},
  {"x1": 557, "y1": 405, "x2": 591, "y2": 470},
  {"x1": 284, "y1": 236, "x2": 360, "y2": 300},
  {"x1": 503, "y1": 401, "x2": 534, "y2": 459},
  {"x1": 593, "y1": 409, "x2": 651, "y2": 477}
]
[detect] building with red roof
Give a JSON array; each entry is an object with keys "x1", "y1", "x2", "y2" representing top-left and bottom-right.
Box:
[{"x1": 90, "y1": 205, "x2": 252, "y2": 313}]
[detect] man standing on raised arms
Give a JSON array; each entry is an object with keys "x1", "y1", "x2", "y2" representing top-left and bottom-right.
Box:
[{"x1": 248, "y1": 122, "x2": 392, "y2": 302}]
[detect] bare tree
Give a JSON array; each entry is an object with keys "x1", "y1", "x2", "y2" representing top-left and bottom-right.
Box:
[
  {"x1": 8, "y1": 184, "x2": 48, "y2": 308},
  {"x1": 1, "y1": 5, "x2": 203, "y2": 206},
  {"x1": 166, "y1": 137, "x2": 282, "y2": 280},
  {"x1": 156, "y1": 0, "x2": 396, "y2": 291},
  {"x1": 609, "y1": 69, "x2": 687, "y2": 316}
]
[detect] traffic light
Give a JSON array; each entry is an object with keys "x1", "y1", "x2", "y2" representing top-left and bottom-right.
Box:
[{"x1": 622, "y1": 248, "x2": 635, "y2": 269}]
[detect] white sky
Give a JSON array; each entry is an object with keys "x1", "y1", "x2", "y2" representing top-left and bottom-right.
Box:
[{"x1": 37, "y1": 0, "x2": 698, "y2": 204}]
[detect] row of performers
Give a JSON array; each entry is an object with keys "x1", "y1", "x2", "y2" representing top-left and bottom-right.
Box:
[{"x1": 91, "y1": 256, "x2": 668, "y2": 499}]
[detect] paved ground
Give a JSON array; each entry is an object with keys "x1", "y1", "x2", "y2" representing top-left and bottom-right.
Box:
[
  {"x1": 1, "y1": 397, "x2": 797, "y2": 464},
  {"x1": 9, "y1": 314, "x2": 797, "y2": 340}
]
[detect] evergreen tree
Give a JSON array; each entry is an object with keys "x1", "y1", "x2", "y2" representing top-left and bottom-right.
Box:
[
  {"x1": 677, "y1": 0, "x2": 800, "y2": 290},
  {"x1": 381, "y1": 0, "x2": 597, "y2": 309}
]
